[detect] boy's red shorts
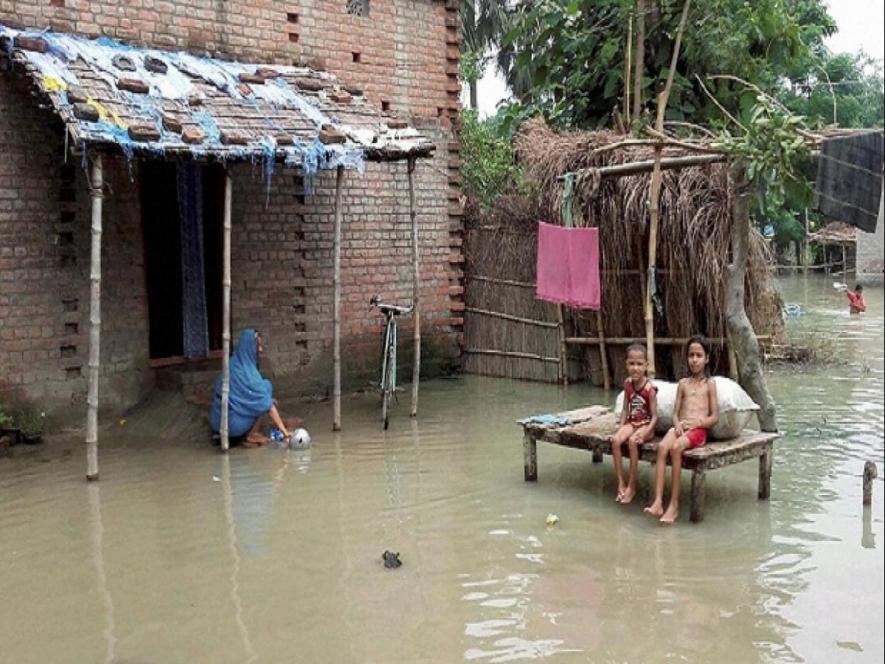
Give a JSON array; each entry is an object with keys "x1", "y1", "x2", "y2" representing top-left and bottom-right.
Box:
[{"x1": 684, "y1": 428, "x2": 708, "y2": 449}]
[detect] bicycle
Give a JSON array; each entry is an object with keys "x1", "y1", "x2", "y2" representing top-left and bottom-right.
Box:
[{"x1": 370, "y1": 295, "x2": 414, "y2": 430}]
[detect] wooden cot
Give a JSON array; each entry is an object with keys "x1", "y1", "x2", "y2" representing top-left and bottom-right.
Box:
[{"x1": 520, "y1": 406, "x2": 779, "y2": 522}]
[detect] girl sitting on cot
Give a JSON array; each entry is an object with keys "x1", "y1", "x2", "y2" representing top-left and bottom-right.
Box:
[
  {"x1": 609, "y1": 343, "x2": 658, "y2": 504},
  {"x1": 210, "y1": 328, "x2": 301, "y2": 447},
  {"x1": 645, "y1": 335, "x2": 719, "y2": 524}
]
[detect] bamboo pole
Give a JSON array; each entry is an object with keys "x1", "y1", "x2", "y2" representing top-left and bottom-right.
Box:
[
  {"x1": 644, "y1": 0, "x2": 692, "y2": 379},
  {"x1": 595, "y1": 311, "x2": 611, "y2": 389},
  {"x1": 465, "y1": 306, "x2": 560, "y2": 329},
  {"x1": 623, "y1": 13, "x2": 633, "y2": 132},
  {"x1": 408, "y1": 158, "x2": 421, "y2": 417},
  {"x1": 464, "y1": 348, "x2": 561, "y2": 364},
  {"x1": 85, "y1": 154, "x2": 103, "y2": 481},
  {"x1": 332, "y1": 165, "x2": 345, "y2": 431},
  {"x1": 632, "y1": 0, "x2": 646, "y2": 124},
  {"x1": 565, "y1": 335, "x2": 770, "y2": 346},
  {"x1": 220, "y1": 171, "x2": 233, "y2": 452},
  {"x1": 573, "y1": 154, "x2": 727, "y2": 181}
]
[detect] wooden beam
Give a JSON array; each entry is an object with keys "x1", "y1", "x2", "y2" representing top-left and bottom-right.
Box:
[
  {"x1": 332, "y1": 166, "x2": 345, "y2": 431},
  {"x1": 220, "y1": 171, "x2": 233, "y2": 452},
  {"x1": 85, "y1": 154, "x2": 103, "y2": 481},
  {"x1": 408, "y1": 157, "x2": 421, "y2": 418}
]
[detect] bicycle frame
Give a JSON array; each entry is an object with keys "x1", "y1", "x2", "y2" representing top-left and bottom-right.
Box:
[
  {"x1": 371, "y1": 296, "x2": 413, "y2": 429},
  {"x1": 381, "y1": 311, "x2": 397, "y2": 392}
]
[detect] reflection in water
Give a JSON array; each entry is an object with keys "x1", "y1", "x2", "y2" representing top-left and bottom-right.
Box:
[
  {"x1": 221, "y1": 454, "x2": 258, "y2": 664},
  {"x1": 88, "y1": 484, "x2": 117, "y2": 664},
  {"x1": 0, "y1": 274, "x2": 881, "y2": 663}
]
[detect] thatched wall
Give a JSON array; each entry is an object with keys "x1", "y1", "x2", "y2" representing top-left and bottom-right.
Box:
[
  {"x1": 463, "y1": 119, "x2": 784, "y2": 385},
  {"x1": 463, "y1": 196, "x2": 563, "y2": 382}
]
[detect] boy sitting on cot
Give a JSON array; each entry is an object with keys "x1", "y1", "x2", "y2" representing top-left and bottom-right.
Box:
[
  {"x1": 645, "y1": 335, "x2": 719, "y2": 524},
  {"x1": 847, "y1": 284, "x2": 866, "y2": 315},
  {"x1": 609, "y1": 343, "x2": 658, "y2": 505}
]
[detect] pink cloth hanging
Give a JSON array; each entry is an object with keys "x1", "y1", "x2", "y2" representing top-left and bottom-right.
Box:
[{"x1": 536, "y1": 221, "x2": 601, "y2": 310}]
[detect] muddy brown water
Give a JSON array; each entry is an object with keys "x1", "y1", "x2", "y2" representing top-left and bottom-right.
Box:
[{"x1": 1, "y1": 274, "x2": 882, "y2": 663}]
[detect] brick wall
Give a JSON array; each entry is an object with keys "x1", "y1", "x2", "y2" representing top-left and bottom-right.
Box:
[
  {"x1": 0, "y1": 0, "x2": 462, "y2": 122},
  {"x1": 0, "y1": 0, "x2": 464, "y2": 414},
  {"x1": 0, "y1": 72, "x2": 151, "y2": 415},
  {"x1": 227, "y1": 126, "x2": 460, "y2": 392}
]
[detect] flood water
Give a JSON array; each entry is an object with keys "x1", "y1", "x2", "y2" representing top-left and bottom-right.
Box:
[{"x1": 1, "y1": 274, "x2": 882, "y2": 663}]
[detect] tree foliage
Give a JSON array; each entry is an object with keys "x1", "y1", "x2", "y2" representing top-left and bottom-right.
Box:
[
  {"x1": 459, "y1": 110, "x2": 526, "y2": 210},
  {"x1": 497, "y1": 0, "x2": 883, "y2": 131}
]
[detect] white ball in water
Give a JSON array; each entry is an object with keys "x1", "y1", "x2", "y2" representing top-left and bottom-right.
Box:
[{"x1": 289, "y1": 428, "x2": 311, "y2": 449}]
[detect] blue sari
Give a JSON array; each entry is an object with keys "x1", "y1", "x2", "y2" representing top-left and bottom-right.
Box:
[{"x1": 209, "y1": 329, "x2": 274, "y2": 437}]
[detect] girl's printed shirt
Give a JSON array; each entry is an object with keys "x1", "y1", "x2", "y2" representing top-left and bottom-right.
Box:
[{"x1": 625, "y1": 380, "x2": 657, "y2": 426}]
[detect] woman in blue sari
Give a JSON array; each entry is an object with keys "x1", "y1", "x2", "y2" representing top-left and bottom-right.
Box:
[{"x1": 210, "y1": 329, "x2": 297, "y2": 445}]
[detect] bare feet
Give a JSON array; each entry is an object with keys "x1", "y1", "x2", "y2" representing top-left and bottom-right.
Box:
[
  {"x1": 620, "y1": 487, "x2": 636, "y2": 504},
  {"x1": 615, "y1": 483, "x2": 626, "y2": 502},
  {"x1": 660, "y1": 505, "x2": 679, "y2": 524},
  {"x1": 644, "y1": 502, "x2": 664, "y2": 517},
  {"x1": 245, "y1": 432, "x2": 270, "y2": 447}
]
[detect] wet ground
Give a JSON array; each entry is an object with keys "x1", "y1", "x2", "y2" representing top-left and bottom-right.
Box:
[{"x1": 0, "y1": 274, "x2": 882, "y2": 663}]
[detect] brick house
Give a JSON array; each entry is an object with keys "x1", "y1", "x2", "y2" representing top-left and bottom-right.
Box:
[{"x1": 0, "y1": 1, "x2": 465, "y2": 423}]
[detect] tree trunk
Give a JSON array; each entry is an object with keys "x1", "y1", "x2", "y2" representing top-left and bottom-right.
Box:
[
  {"x1": 727, "y1": 164, "x2": 778, "y2": 432},
  {"x1": 469, "y1": 80, "x2": 478, "y2": 111}
]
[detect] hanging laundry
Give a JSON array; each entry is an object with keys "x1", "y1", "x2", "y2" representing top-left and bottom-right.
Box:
[
  {"x1": 536, "y1": 222, "x2": 601, "y2": 310},
  {"x1": 814, "y1": 131, "x2": 884, "y2": 233}
]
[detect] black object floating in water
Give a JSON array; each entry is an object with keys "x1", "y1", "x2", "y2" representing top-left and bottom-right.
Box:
[{"x1": 382, "y1": 550, "x2": 402, "y2": 569}]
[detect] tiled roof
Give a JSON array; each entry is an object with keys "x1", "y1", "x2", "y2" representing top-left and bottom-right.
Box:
[{"x1": 0, "y1": 24, "x2": 436, "y2": 172}]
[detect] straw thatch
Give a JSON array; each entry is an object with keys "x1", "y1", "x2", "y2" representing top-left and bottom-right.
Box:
[
  {"x1": 809, "y1": 221, "x2": 856, "y2": 246},
  {"x1": 464, "y1": 118, "x2": 784, "y2": 384}
]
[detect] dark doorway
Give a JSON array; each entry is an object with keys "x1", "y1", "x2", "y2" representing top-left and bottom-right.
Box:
[{"x1": 141, "y1": 162, "x2": 224, "y2": 361}]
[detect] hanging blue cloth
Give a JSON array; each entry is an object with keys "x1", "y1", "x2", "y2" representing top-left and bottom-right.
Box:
[
  {"x1": 210, "y1": 329, "x2": 274, "y2": 437},
  {"x1": 178, "y1": 163, "x2": 209, "y2": 359}
]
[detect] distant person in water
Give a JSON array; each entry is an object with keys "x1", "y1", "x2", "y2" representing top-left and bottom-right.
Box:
[
  {"x1": 846, "y1": 284, "x2": 866, "y2": 315},
  {"x1": 609, "y1": 343, "x2": 658, "y2": 505},
  {"x1": 209, "y1": 329, "x2": 301, "y2": 446},
  {"x1": 645, "y1": 336, "x2": 719, "y2": 524}
]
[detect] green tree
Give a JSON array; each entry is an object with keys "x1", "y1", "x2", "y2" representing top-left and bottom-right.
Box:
[
  {"x1": 460, "y1": 1, "x2": 516, "y2": 109},
  {"x1": 785, "y1": 51, "x2": 885, "y2": 128},
  {"x1": 500, "y1": 0, "x2": 841, "y2": 129}
]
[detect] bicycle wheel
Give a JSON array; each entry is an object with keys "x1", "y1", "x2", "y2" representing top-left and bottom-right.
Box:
[{"x1": 382, "y1": 342, "x2": 395, "y2": 430}]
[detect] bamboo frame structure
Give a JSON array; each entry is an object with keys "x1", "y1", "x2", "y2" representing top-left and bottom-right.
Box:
[
  {"x1": 332, "y1": 165, "x2": 345, "y2": 431},
  {"x1": 408, "y1": 157, "x2": 421, "y2": 417},
  {"x1": 85, "y1": 154, "x2": 103, "y2": 481},
  {"x1": 220, "y1": 171, "x2": 233, "y2": 452}
]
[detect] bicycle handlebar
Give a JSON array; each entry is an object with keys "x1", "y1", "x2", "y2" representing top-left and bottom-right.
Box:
[{"x1": 370, "y1": 295, "x2": 414, "y2": 316}]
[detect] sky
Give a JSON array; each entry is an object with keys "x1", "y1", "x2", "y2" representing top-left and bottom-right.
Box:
[{"x1": 466, "y1": 0, "x2": 885, "y2": 118}]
